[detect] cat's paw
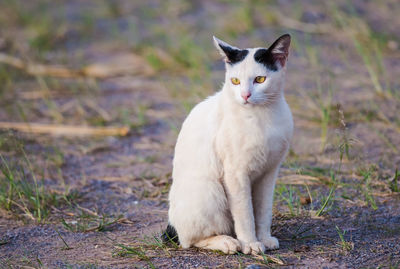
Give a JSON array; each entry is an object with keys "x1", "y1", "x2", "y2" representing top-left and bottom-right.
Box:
[
  {"x1": 218, "y1": 236, "x2": 241, "y2": 254},
  {"x1": 240, "y1": 241, "x2": 265, "y2": 255},
  {"x1": 260, "y1": 236, "x2": 279, "y2": 250}
]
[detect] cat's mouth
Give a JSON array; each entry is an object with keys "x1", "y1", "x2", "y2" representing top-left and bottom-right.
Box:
[
  {"x1": 242, "y1": 99, "x2": 253, "y2": 105},
  {"x1": 243, "y1": 99, "x2": 255, "y2": 105},
  {"x1": 239, "y1": 96, "x2": 261, "y2": 106}
]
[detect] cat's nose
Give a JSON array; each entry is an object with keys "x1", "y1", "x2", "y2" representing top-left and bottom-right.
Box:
[{"x1": 241, "y1": 91, "x2": 251, "y2": 101}]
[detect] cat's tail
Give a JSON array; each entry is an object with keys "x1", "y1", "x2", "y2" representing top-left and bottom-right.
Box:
[{"x1": 161, "y1": 223, "x2": 180, "y2": 245}]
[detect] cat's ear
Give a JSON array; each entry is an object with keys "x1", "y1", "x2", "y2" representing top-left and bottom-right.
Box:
[
  {"x1": 267, "y1": 34, "x2": 291, "y2": 68},
  {"x1": 213, "y1": 36, "x2": 248, "y2": 64}
]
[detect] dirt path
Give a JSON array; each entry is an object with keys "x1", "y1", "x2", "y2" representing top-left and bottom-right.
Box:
[{"x1": 1, "y1": 0, "x2": 400, "y2": 268}]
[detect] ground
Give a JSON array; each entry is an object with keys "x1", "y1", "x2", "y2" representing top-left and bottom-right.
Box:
[{"x1": 0, "y1": 0, "x2": 400, "y2": 268}]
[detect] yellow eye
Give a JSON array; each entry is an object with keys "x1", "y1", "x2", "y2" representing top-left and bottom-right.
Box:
[
  {"x1": 254, "y1": 76, "x2": 266, "y2": 83},
  {"x1": 231, "y1": 77, "x2": 240, "y2": 85}
]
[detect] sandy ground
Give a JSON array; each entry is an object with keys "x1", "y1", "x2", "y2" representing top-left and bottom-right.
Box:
[{"x1": 1, "y1": 0, "x2": 400, "y2": 268}]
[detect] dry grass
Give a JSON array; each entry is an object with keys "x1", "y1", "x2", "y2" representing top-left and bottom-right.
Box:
[{"x1": 0, "y1": 0, "x2": 399, "y2": 268}]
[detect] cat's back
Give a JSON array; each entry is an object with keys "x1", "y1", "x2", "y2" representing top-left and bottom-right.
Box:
[
  {"x1": 172, "y1": 92, "x2": 222, "y2": 176},
  {"x1": 178, "y1": 91, "x2": 221, "y2": 134}
]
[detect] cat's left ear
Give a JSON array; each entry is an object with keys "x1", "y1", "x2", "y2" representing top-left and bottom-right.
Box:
[
  {"x1": 267, "y1": 34, "x2": 291, "y2": 68},
  {"x1": 213, "y1": 36, "x2": 249, "y2": 64}
]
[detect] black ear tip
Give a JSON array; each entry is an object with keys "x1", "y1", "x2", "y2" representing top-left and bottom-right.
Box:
[{"x1": 280, "y1": 34, "x2": 291, "y2": 41}]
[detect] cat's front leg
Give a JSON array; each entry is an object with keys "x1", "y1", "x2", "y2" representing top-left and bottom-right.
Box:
[
  {"x1": 224, "y1": 170, "x2": 265, "y2": 255},
  {"x1": 252, "y1": 167, "x2": 280, "y2": 250}
]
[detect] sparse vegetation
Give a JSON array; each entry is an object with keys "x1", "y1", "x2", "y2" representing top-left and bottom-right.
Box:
[
  {"x1": 112, "y1": 235, "x2": 182, "y2": 268},
  {"x1": 389, "y1": 169, "x2": 399, "y2": 193},
  {"x1": 0, "y1": 150, "x2": 76, "y2": 222},
  {"x1": 275, "y1": 184, "x2": 301, "y2": 217},
  {"x1": 335, "y1": 225, "x2": 354, "y2": 252},
  {"x1": 61, "y1": 212, "x2": 123, "y2": 233},
  {"x1": 0, "y1": 0, "x2": 399, "y2": 267}
]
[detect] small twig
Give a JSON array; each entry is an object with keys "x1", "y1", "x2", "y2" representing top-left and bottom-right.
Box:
[
  {"x1": 0, "y1": 53, "x2": 80, "y2": 78},
  {"x1": 0, "y1": 122, "x2": 129, "y2": 137},
  {"x1": 84, "y1": 99, "x2": 112, "y2": 121},
  {"x1": 0, "y1": 52, "x2": 153, "y2": 78},
  {"x1": 253, "y1": 253, "x2": 285, "y2": 265},
  {"x1": 279, "y1": 174, "x2": 323, "y2": 185},
  {"x1": 55, "y1": 228, "x2": 72, "y2": 250},
  {"x1": 75, "y1": 205, "x2": 99, "y2": 216},
  {"x1": 7, "y1": 199, "x2": 35, "y2": 221}
]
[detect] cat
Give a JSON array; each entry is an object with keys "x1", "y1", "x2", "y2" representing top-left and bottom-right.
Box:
[{"x1": 163, "y1": 34, "x2": 293, "y2": 255}]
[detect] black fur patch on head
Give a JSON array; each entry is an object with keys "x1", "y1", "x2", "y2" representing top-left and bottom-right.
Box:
[
  {"x1": 254, "y1": 48, "x2": 278, "y2": 71},
  {"x1": 219, "y1": 44, "x2": 249, "y2": 65},
  {"x1": 254, "y1": 34, "x2": 291, "y2": 71},
  {"x1": 161, "y1": 224, "x2": 179, "y2": 244}
]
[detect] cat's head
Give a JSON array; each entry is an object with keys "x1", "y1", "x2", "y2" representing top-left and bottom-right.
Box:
[{"x1": 213, "y1": 34, "x2": 291, "y2": 106}]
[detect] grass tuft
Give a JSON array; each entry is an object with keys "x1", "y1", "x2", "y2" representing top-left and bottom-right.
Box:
[
  {"x1": 335, "y1": 225, "x2": 354, "y2": 252},
  {"x1": 389, "y1": 169, "x2": 399, "y2": 193},
  {"x1": 112, "y1": 235, "x2": 179, "y2": 268},
  {"x1": 275, "y1": 184, "x2": 300, "y2": 216},
  {"x1": 315, "y1": 174, "x2": 336, "y2": 217},
  {"x1": 0, "y1": 151, "x2": 75, "y2": 222},
  {"x1": 61, "y1": 212, "x2": 123, "y2": 233},
  {"x1": 358, "y1": 166, "x2": 378, "y2": 210}
]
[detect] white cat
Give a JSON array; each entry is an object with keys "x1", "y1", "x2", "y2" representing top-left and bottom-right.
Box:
[{"x1": 163, "y1": 34, "x2": 293, "y2": 255}]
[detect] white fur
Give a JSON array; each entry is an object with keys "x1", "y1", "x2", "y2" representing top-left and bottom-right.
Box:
[{"x1": 168, "y1": 36, "x2": 293, "y2": 255}]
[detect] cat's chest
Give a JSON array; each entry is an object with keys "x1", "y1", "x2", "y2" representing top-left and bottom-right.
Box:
[
  {"x1": 245, "y1": 119, "x2": 285, "y2": 158},
  {"x1": 241, "y1": 110, "x2": 286, "y2": 143},
  {"x1": 216, "y1": 99, "x2": 293, "y2": 175},
  {"x1": 220, "y1": 112, "x2": 289, "y2": 164},
  {"x1": 242, "y1": 120, "x2": 289, "y2": 179}
]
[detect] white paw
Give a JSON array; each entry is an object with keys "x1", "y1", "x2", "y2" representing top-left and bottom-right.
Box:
[
  {"x1": 240, "y1": 241, "x2": 265, "y2": 255},
  {"x1": 219, "y1": 235, "x2": 241, "y2": 254},
  {"x1": 261, "y1": 236, "x2": 279, "y2": 250}
]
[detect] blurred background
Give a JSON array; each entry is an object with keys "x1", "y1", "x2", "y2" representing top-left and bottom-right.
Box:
[{"x1": 0, "y1": 0, "x2": 399, "y2": 268}]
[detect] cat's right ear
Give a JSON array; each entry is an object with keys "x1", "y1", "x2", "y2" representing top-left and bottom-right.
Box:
[{"x1": 213, "y1": 36, "x2": 248, "y2": 64}]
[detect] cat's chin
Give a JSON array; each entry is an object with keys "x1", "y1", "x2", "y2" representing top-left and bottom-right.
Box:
[
  {"x1": 237, "y1": 98, "x2": 253, "y2": 106},
  {"x1": 239, "y1": 100, "x2": 264, "y2": 107},
  {"x1": 240, "y1": 101, "x2": 255, "y2": 106}
]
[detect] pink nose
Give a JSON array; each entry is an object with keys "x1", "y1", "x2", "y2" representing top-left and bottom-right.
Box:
[{"x1": 241, "y1": 91, "x2": 251, "y2": 101}]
